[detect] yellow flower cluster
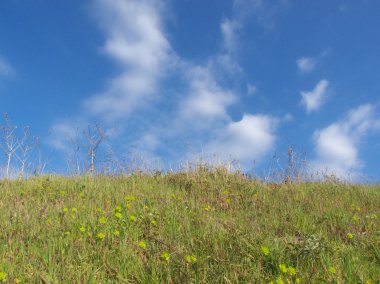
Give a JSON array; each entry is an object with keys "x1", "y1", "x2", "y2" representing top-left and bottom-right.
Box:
[
  {"x1": 261, "y1": 246, "x2": 270, "y2": 256},
  {"x1": 138, "y1": 240, "x2": 147, "y2": 249},
  {"x1": 185, "y1": 255, "x2": 197, "y2": 263}
]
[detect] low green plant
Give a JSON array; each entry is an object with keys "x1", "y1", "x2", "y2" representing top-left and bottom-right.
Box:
[{"x1": 0, "y1": 172, "x2": 378, "y2": 283}]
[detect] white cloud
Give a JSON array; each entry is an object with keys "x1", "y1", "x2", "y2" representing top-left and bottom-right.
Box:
[
  {"x1": 233, "y1": 0, "x2": 289, "y2": 30},
  {"x1": 204, "y1": 114, "x2": 278, "y2": 163},
  {"x1": 215, "y1": 0, "x2": 289, "y2": 98},
  {"x1": 297, "y1": 57, "x2": 316, "y2": 73},
  {"x1": 312, "y1": 104, "x2": 380, "y2": 180},
  {"x1": 221, "y1": 19, "x2": 239, "y2": 54},
  {"x1": 127, "y1": 132, "x2": 163, "y2": 167},
  {"x1": 180, "y1": 67, "x2": 237, "y2": 122},
  {"x1": 233, "y1": 0, "x2": 264, "y2": 20},
  {"x1": 247, "y1": 83, "x2": 257, "y2": 95},
  {"x1": 85, "y1": 0, "x2": 174, "y2": 121},
  {"x1": 213, "y1": 17, "x2": 243, "y2": 81},
  {"x1": 283, "y1": 113, "x2": 293, "y2": 122},
  {"x1": 137, "y1": 133, "x2": 160, "y2": 152},
  {"x1": 0, "y1": 56, "x2": 15, "y2": 77},
  {"x1": 48, "y1": 0, "x2": 282, "y2": 172},
  {"x1": 313, "y1": 125, "x2": 359, "y2": 174},
  {"x1": 300, "y1": 79, "x2": 329, "y2": 113},
  {"x1": 48, "y1": 120, "x2": 83, "y2": 152}
]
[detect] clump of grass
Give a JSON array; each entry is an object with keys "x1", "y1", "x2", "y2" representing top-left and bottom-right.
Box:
[{"x1": 0, "y1": 171, "x2": 379, "y2": 283}]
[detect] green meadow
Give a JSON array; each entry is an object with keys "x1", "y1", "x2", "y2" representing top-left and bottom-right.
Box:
[{"x1": 0, "y1": 169, "x2": 379, "y2": 283}]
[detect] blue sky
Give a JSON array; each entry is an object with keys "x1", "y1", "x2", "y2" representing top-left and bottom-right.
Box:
[{"x1": 1, "y1": 0, "x2": 380, "y2": 180}]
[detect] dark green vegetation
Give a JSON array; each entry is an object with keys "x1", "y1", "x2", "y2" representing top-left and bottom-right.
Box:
[{"x1": 0, "y1": 169, "x2": 379, "y2": 283}]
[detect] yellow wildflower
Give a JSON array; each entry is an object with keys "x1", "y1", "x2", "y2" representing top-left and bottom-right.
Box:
[
  {"x1": 138, "y1": 240, "x2": 147, "y2": 249},
  {"x1": 0, "y1": 272, "x2": 6, "y2": 282},
  {"x1": 97, "y1": 232, "x2": 105, "y2": 240},
  {"x1": 288, "y1": 266, "x2": 296, "y2": 276},
  {"x1": 161, "y1": 252, "x2": 170, "y2": 261},
  {"x1": 185, "y1": 255, "x2": 197, "y2": 263},
  {"x1": 276, "y1": 277, "x2": 284, "y2": 284},
  {"x1": 129, "y1": 215, "x2": 137, "y2": 222},
  {"x1": 279, "y1": 264, "x2": 287, "y2": 273},
  {"x1": 261, "y1": 246, "x2": 270, "y2": 256},
  {"x1": 125, "y1": 195, "x2": 135, "y2": 202}
]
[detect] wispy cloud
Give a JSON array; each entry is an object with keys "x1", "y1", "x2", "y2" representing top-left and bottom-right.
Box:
[
  {"x1": 0, "y1": 56, "x2": 15, "y2": 78},
  {"x1": 173, "y1": 0, "x2": 286, "y2": 164},
  {"x1": 84, "y1": 0, "x2": 175, "y2": 121},
  {"x1": 233, "y1": 0, "x2": 289, "y2": 30},
  {"x1": 247, "y1": 83, "x2": 257, "y2": 95},
  {"x1": 50, "y1": 0, "x2": 281, "y2": 171},
  {"x1": 48, "y1": 118, "x2": 87, "y2": 152},
  {"x1": 214, "y1": 17, "x2": 243, "y2": 80},
  {"x1": 221, "y1": 19, "x2": 240, "y2": 55},
  {"x1": 297, "y1": 57, "x2": 316, "y2": 73},
  {"x1": 312, "y1": 104, "x2": 380, "y2": 179},
  {"x1": 300, "y1": 79, "x2": 329, "y2": 113},
  {"x1": 50, "y1": 0, "x2": 174, "y2": 147},
  {"x1": 215, "y1": 0, "x2": 289, "y2": 94}
]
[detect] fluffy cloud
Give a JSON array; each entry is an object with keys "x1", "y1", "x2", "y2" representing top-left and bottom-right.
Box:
[
  {"x1": 312, "y1": 104, "x2": 380, "y2": 179},
  {"x1": 204, "y1": 114, "x2": 278, "y2": 164},
  {"x1": 49, "y1": 0, "x2": 281, "y2": 172},
  {"x1": 300, "y1": 79, "x2": 329, "y2": 113},
  {"x1": 297, "y1": 57, "x2": 316, "y2": 73},
  {"x1": 84, "y1": 0, "x2": 174, "y2": 121},
  {"x1": 180, "y1": 67, "x2": 237, "y2": 122}
]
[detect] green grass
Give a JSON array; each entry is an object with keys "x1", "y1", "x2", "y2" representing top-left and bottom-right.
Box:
[{"x1": 0, "y1": 169, "x2": 379, "y2": 283}]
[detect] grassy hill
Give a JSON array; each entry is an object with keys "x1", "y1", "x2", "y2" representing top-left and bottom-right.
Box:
[{"x1": 0, "y1": 169, "x2": 379, "y2": 283}]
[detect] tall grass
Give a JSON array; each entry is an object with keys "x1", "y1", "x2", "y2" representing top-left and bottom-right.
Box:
[{"x1": 0, "y1": 169, "x2": 379, "y2": 283}]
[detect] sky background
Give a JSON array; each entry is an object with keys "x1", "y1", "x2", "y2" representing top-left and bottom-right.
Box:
[{"x1": 1, "y1": 0, "x2": 380, "y2": 181}]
